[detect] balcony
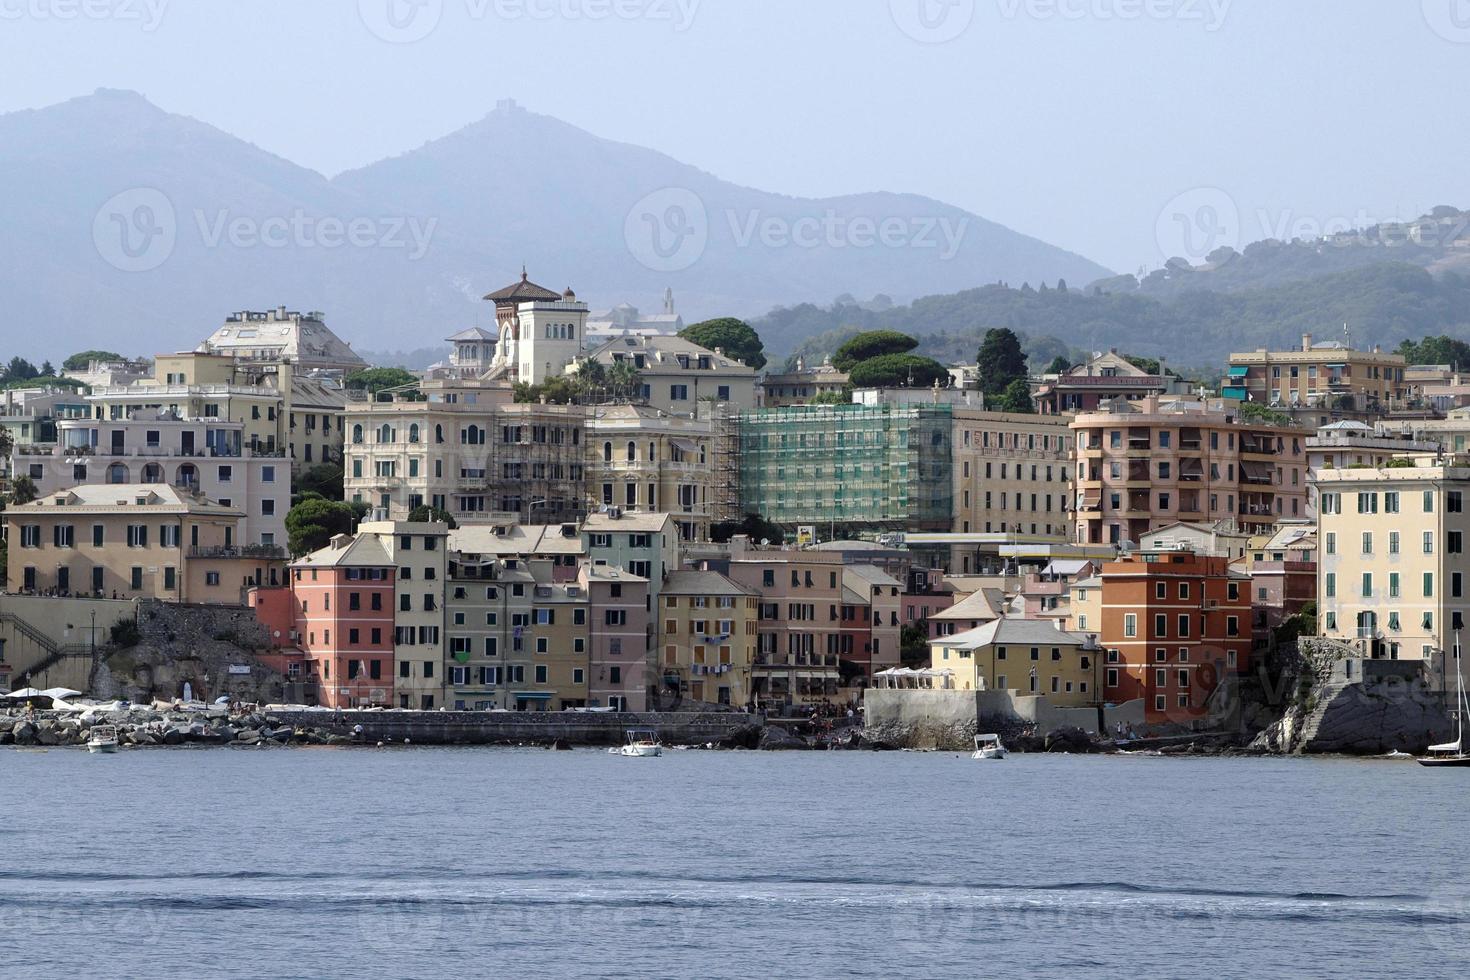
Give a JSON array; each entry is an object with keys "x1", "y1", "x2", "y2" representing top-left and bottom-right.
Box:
[{"x1": 189, "y1": 545, "x2": 287, "y2": 560}]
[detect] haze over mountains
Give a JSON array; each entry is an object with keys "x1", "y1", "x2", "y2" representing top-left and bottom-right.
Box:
[{"x1": 0, "y1": 89, "x2": 1110, "y2": 362}]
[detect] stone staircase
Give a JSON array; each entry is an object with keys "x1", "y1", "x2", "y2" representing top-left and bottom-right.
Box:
[{"x1": 0, "y1": 611, "x2": 93, "y2": 688}]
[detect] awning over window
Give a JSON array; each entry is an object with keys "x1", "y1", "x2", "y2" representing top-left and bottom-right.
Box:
[
  {"x1": 1241, "y1": 461, "x2": 1275, "y2": 483},
  {"x1": 1227, "y1": 366, "x2": 1250, "y2": 377}
]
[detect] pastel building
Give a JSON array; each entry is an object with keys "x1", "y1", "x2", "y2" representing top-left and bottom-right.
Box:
[
  {"x1": 287, "y1": 534, "x2": 398, "y2": 708},
  {"x1": 659, "y1": 570, "x2": 758, "y2": 707},
  {"x1": 930, "y1": 618, "x2": 1100, "y2": 707},
  {"x1": 1072, "y1": 396, "x2": 1308, "y2": 546},
  {"x1": 1097, "y1": 549, "x2": 1252, "y2": 724},
  {"x1": 581, "y1": 564, "x2": 650, "y2": 711}
]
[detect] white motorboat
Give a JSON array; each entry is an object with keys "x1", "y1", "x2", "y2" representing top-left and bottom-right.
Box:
[
  {"x1": 612, "y1": 730, "x2": 663, "y2": 757},
  {"x1": 87, "y1": 725, "x2": 119, "y2": 754},
  {"x1": 972, "y1": 733, "x2": 1007, "y2": 760}
]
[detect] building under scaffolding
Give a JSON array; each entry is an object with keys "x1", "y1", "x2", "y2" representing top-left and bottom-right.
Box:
[{"x1": 736, "y1": 403, "x2": 954, "y2": 536}]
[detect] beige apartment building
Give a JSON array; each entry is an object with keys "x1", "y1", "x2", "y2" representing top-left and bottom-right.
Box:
[
  {"x1": 357, "y1": 521, "x2": 449, "y2": 709},
  {"x1": 759, "y1": 358, "x2": 850, "y2": 407},
  {"x1": 726, "y1": 541, "x2": 845, "y2": 706},
  {"x1": 1227, "y1": 333, "x2": 1408, "y2": 414},
  {"x1": 951, "y1": 409, "x2": 1074, "y2": 540},
  {"x1": 1316, "y1": 455, "x2": 1470, "y2": 692},
  {"x1": 659, "y1": 570, "x2": 758, "y2": 707},
  {"x1": 14, "y1": 412, "x2": 288, "y2": 548},
  {"x1": 584, "y1": 404, "x2": 732, "y2": 541},
  {"x1": 1071, "y1": 396, "x2": 1308, "y2": 545},
  {"x1": 94, "y1": 352, "x2": 346, "y2": 474},
  {"x1": 5, "y1": 484, "x2": 281, "y2": 603},
  {"x1": 344, "y1": 380, "x2": 587, "y2": 525},
  {"x1": 579, "y1": 335, "x2": 758, "y2": 415}
]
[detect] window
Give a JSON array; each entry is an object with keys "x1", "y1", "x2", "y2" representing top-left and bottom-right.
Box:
[
  {"x1": 1123, "y1": 613, "x2": 1137, "y2": 638},
  {"x1": 1154, "y1": 613, "x2": 1167, "y2": 637},
  {"x1": 1424, "y1": 531, "x2": 1435, "y2": 555},
  {"x1": 1424, "y1": 573, "x2": 1435, "y2": 598},
  {"x1": 1451, "y1": 491, "x2": 1464, "y2": 513},
  {"x1": 1451, "y1": 531, "x2": 1463, "y2": 555},
  {"x1": 670, "y1": 384, "x2": 689, "y2": 401},
  {"x1": 1388, "y1": 531, "x2": 1400, "y2": 555},
  {"x1": 1361, "y1": 532, "x2": 1373, "y2": 555},
  {"x1": 1384, "y1": 491, "x2": 1400, "y2": 513},
  {"x1": 1361, "y1": 573, "x2": 1373, "y2": 598},
  {"x1": 126, "y1": 525, "x2": 148, "y2": 548},
  {"x1": 1325, "y1": 573, "x2": 1336, "y2": 598}
]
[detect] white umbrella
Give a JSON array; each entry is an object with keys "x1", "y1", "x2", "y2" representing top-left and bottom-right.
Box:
[
  {"x1": 40, "y1": 687, "x2": 82, "y2": 700},
  {"x1": 4, "y1": 688, "x2": 45, "y2": 699}
]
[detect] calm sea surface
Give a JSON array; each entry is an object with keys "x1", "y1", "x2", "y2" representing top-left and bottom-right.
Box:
[{"x1": 0, "y1": 747, "x2": 1466, "y2": 979}]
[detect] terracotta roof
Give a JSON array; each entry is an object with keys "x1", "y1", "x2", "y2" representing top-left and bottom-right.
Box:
[
  {"x1": 662, "y1": 570, "x2": 753, "y2": 597},
  {"x1": 483, "y1": 270, "x2": 565, "y2": 304}
]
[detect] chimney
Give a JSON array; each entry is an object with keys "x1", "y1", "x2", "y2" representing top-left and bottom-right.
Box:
[{"x1": 1302, "y1": 333, "x2": 1313, "y2": 351}]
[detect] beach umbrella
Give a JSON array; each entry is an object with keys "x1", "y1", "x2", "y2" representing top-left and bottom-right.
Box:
[
  {"x1": 40, "y1": 687, "x2": 82, "y2": 700},
  {"x1": 4, "y1": 688, "x2": 45, "y2": 699}
]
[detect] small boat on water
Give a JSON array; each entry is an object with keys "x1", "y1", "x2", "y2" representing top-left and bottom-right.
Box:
[
  {"x1": 87, "y1": 725, "x2": 119, "y2": 754},
  {"x1": 1420, "y1": 633, "x2": 1470, "y2": 768},
  {"x1": 972, "y1": 733, "x2": 1007, "y2": 760},
  {"x1": 612, "y1": 730, "x2": 663, "y2": 758}
]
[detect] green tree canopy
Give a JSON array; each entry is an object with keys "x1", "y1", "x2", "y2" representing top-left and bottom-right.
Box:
[
  {"x1": 407, "y1": 505, "x2": 459, "y2": 528},
  {"x1": 294, "y1": 464, "x2": 344, "y2": 503},
  {"x1": 285, "y1": 497, "x2": 358, "y2": 556},
  {"x1": 711, "y1": 513, "x2": 785, "y2": 546},
  {"x1": 345, "y1": 367, "x2": 420, "y2": 395},
  {"x1": 3, "y1": 357, "x2": 40, "y2": 383},
  {"x1": 1397, "y1": 335, "x2": 1470, "y2": 370},
  {"x1": 832, "y1": 330, "x2": 919, "y2": 372},
  {"x1": 9, "y1": 475, "x2": 38, "y2": 505},
  {"x1": 993, "y1": 377, "x2": 1035, "y2": 414},
  {"x1": 1044, "y1": 355, "x2": 1072, "y2": 375},
  {"x1": 847, "y1": 353, "x2": 951, "y2": 389},
  {"x1": 976, "y1": 328, "x2": 1028, "y2": 397},
  {"x1": 680, "y1": 318, "x2": 767, "y2": 370},
  {"x1": 62, "y1": 350, "x2": 124, "y2": 371}
]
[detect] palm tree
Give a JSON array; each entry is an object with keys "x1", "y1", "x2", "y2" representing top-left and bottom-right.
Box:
[{"x1": 607, "y1": 361, "x2": 642, "y2": 402}]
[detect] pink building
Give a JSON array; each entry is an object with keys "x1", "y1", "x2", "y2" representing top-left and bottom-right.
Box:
[
  {"x1": 581, "y1": 564, "x2": 650, "y2": 712},
  {"x1": 253, "y1": 534, "x2": 398, "y2": 708}
]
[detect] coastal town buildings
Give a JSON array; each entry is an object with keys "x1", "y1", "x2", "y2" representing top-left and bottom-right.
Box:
[
  {"x1": 4, "y1": 484, "x2": 276, "y2": 603},
  {"x1": 737, "y1": 403, "x2": 954, "y2": 537},
  {"x1": 1096, "y1": 549, "x2": 1252, "y2": 724},
  {"x1": 1314, "y1": 454, "x2": 1470, "y2": 692},
  {"x1": 16, "y1": 411, "x2": 288, "y2": 547},
  {"x1": 578, "y1": 334, "x2": 758, "y2": 415},
  {"x1": 758, "y1": 358, "x2": 850, "y2": 407},
  {"x1": 357, "y1": 521, "x2": 450, "y2": 710},
  {"x1": 1071, "y1": 396, "x2": 1308, "y2": 546},
  {"x1": 951, "y1": 409, "x2": 1073, "y2": 539},
  {"x1": 929, "y1": 618, "x2": 1100, "y2": 706},
  {"x1": 1225, "y1": 333, "x2": 1408, "y2": 418},
  {"x1": 585, "y1": 405, "x2": 730, "y2": 541},
  {"x1": 726, "y1": 540, "x2": 846, "y2": 706},
  {"x1": 658, "y1": 569, "x2": 758, "y2": 708},
  {"x1": 1031, "y1": 350, "x2": 1177, "y2": 415}
]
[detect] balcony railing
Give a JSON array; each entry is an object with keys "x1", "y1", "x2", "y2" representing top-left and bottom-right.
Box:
[{"x1": 189, "y1": 545, "x2": 287, "y2": 560}]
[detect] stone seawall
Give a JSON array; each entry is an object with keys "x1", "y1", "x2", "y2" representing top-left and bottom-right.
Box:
[{"x1": 263, "y1": 709, "x2": 764, "y2": 747}]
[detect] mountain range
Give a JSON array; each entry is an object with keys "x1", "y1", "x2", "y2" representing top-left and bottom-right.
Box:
[{"x1": 0, "y1": 89, "x2": 1111, "y2": 362}]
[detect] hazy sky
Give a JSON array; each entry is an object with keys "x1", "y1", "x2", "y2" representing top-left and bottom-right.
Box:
[{"x1": 2, "y1": 0, "x2": 1467, "y2": 274}]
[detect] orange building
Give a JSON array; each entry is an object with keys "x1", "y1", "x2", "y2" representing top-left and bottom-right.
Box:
[{"x1": 1098, "y1": 549, "x2": 1251, "y2": 725}]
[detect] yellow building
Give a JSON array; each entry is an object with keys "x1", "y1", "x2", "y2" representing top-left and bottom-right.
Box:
[
  {"x1": 659, "y1": 570, "x2": 758, "y2": 707},
  {"x1": 1315, "y1": 454, "x2": 1470, "y2": 692},
  {"x1": 929, "y1": 618, "x2": 1101, "y2": 706},
  {"x1": 5, "y1": 484, "x2": 281, "y2": 604},
  {"x1": 951, "y1": 409, "x2": 1074, "y2": 549}
]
